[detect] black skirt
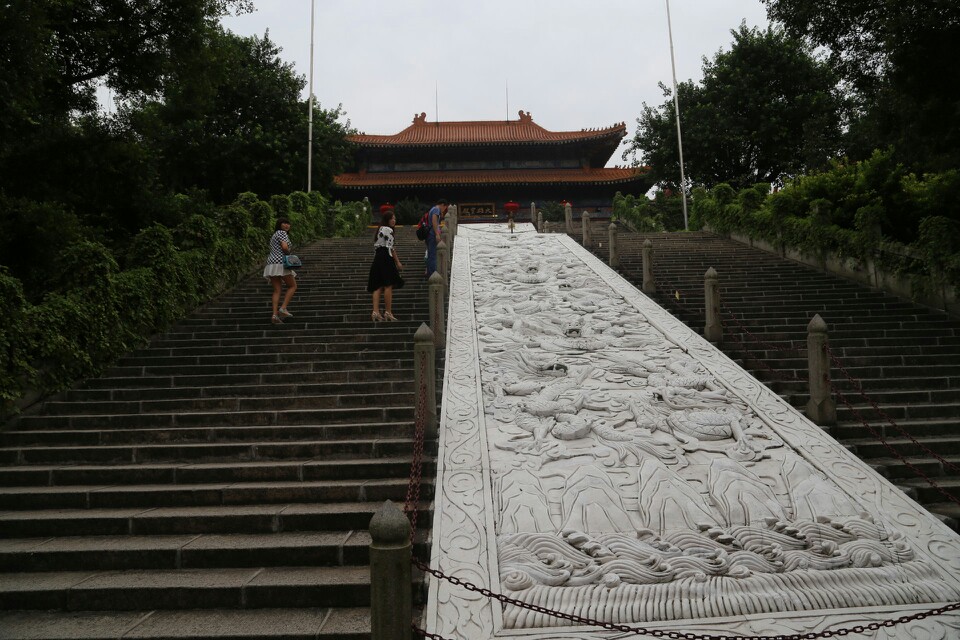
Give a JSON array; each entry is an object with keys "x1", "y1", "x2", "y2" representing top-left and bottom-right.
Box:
[{"x1": 367, "y1": 247, "x2": 403, "y2": 292}]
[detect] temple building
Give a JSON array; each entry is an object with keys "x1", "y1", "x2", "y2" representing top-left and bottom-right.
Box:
[{"x1": 333, "y1": 110, "x2": 652, "y2": 216}]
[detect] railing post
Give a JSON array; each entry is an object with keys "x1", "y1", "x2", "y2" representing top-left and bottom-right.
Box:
[
  {"x1": 806, "y1": 314, "x2": 837, "y2": 427},
  {"x1": 537, "y1": 211, "x2": 544, "y2": 233},
  {"x1": 428, "y1": 273, "x2": 446, "y2": 349},
  {"x1": 608, "y1": 222, "x2": 619, "y2": 268},
  {"x1": 565, "y1": 203, "x2": 573, "y2": 234},
  {"x1": 530, "y1": 202, "x2": 537, "y2": 229},
  {"x1": 414, "y1": 322, "x2": 437, "y2": 437},
  {"x1": 581, "y1": 210, "x2": 591, "y2": 248},
  {"x1": 704, "y1": 267, "x2": 722, "y2": 343},
  {"x1": 642, "y1": 239, "x2": 656, "y2": 294},
  {"x1": 448, "y1": 204, "x2": 458, "y2": 242},
  {"x1": 369, "y1": 500, "x2": 412, "y2": 640},
  {"x1": 437, "y1": 239, "x2": 449, "y2": 283}
]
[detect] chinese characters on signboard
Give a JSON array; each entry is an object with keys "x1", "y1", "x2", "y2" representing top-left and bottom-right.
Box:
[{"x1": 460, "y1": 203, "x2": 496, "y2": 217}]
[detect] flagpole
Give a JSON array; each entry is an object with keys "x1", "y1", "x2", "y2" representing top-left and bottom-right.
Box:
[
  {"x1": 306, "y1": 0, "x2": 315, "y2": 192},
  {"x1": 665, "y1": 0, "x2": 689, "y2": 230}
]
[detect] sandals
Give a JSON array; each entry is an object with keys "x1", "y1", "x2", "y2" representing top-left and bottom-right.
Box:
[
  {"x1": 383, "y1": 311, "x2": 398, "y2": 322},
  {"x1": 271, "y1": 315, "x2": 283, "y2": 324},
  {"x1": 278, "y1": 307, "x2": 293, "y2": 318},
  {"x1": 371, "y1": 311, "x2": 383, "y2": 322}
]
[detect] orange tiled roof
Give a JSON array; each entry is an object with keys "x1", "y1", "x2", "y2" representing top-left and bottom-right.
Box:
[
  {"x1": 335, "y1": 167, "x2": 647, "y2": 188},
  {"x1": 349, "y1": 111, "x2": 627, "y2": 147}
]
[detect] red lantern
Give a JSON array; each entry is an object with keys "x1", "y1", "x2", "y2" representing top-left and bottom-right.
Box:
[
  {"x1": 503, "y1": 201, "x2": 520, "y2": 214},
  {"x1": 379, "y1": 202, "x2": 395, "y2": 213}
]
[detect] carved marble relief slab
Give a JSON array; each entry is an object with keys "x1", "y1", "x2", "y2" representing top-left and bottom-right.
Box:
[{"x1": 425, "y1": 224, "x2": 960, "y2": 639}]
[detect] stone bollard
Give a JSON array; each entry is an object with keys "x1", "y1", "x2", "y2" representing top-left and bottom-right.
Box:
[
  {"x1": 414, "y1": 322, "x2": 438, "y2": 437},
  {"x1": 608, "y1": 222, "x2": 619, "y2": 268},
  {"x1": 642, "y1": 239, "x2": 656, "y2": 294},
  {"x1": 428, "y1": 273, "x2": 446, "y2": 349},
  {"x1": 437, "y1": 239, "x2": 450, "y2": 283},
  {"x1": 442, "y1": 225, "x2": 453, "y2": 257},
  {"x1": 581, "y1": 211, "x2": 591, "y2": 248},
  {"x1": 565, "y1": 203, "x2": 573, "y2": 234},
  {"x1": 369, "y1": 500, "x2": 412, "y2": 640},
  {"x1": 530, "y1": 202, "x2": 537, "y2": 228},
  {"x1": 704, "y1": 267, "x2": 722, "y2": 343},
  {"x1": 806, "y1": 314, "x2": 837, "y2": 427},
  {"x1": 448, "y1": 205, "x2": 458, "y2": 242},
  {"x1": 537, "y1": 211, "x2": 544, "y2": 233}
]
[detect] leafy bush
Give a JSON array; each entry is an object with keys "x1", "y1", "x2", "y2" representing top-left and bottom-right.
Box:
[
  {"x1": 613, "y1": 192, "x2": 666, "y2": 232},
  {"x1": 394, "y1": 198, "x2": 428, "y2": 225},
  {"x1": 0, "y1": 189, "x2": 338, "y2": 416},
  {"x1": 691, "y1": 154, "x2": 960, "y2": 294}
]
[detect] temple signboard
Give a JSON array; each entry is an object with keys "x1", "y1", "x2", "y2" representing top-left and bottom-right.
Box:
[{"x1": 459, "y1": 203, "x2": 496, "y2": 217}]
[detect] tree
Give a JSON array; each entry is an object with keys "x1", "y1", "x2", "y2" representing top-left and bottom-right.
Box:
[
  {"x1": 763, "y1": 0, "x2": 960, "y2": 170},
  {"x1": 625, "y1": 24, "x2": 845, "y2": 189},
  {"x1": 128, "y1": 28, "x2": 353, "y2": 203}
]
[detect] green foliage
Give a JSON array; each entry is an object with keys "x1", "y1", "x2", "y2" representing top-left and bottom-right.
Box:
[
  {"x1": 0, "y1": 269, "x2": 33, "y2": 408},
  {"x1": 612, "y1": 193, "x2": 666, "y2": 232},
  {"x1": 331, "y1": 201, "x2": 371, "y2": 238},
  {"x1": 0, "y1": 189, "x2": 337, "y2": 414},
  {"x1": 692, "y1": 155, "x2": 960, "y2": 295},
  {"x1": 764, "y1": 0, "x2": 960, "y2": 171},
  {"x1": 538, "y1": 201, "x2": 564, "y2": 223},
  {"x1": 0, "y1": 195, "x2": 88, "y2": 299},
  {"x1": 625, "y1": 23, "x2": 844, "y2": 189},
  {"x1": 394, "y1": 198, "x2": 428, "y2": 225},
  {"x1": 270, "y1": 195, "x2": 292, "y2": 218}
]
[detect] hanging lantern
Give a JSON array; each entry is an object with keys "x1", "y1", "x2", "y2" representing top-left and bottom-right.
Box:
[{"x1": 560, "y1": 200, "x2": 572, "y2": 208}]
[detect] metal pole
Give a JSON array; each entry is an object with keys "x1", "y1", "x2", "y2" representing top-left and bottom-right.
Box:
[
  {"x1": 665, "y1": 0, "x2": 689, "y2": 231},
  {"x1": 306, "y1": 0, "x2": 315, "y2": 193}
]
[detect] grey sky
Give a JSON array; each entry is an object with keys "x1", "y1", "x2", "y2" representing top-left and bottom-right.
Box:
[{"x1": 222, "y1": 1, "x2": 772, "y2": 165}]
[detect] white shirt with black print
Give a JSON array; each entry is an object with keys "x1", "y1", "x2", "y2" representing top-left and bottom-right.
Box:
[
  {"x1": 373, "y1": 226, "x2": 395, "y2": 256},
  {"x1": 268, "y1": 230, "x2": 290, "y2": 264}
]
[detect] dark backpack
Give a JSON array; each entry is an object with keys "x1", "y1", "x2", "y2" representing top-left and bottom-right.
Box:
[{"x1": 415, "y1": 211, "x2": 431, "y2": 241}]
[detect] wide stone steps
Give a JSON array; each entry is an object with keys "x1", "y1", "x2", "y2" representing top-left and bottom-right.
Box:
[
  {"x1": 579, "y1": 229, "x2": 960, "y2": 523},
  {"x1": 0, "y1": 230, "x2": 437, "y2": 638},
  {"x1": 0, "y1": 607, "x2": 376, "y2": 640}
]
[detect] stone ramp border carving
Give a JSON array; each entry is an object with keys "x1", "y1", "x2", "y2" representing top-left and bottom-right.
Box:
[{"x1": 425, "y1": 224, "x2": 960, "y2": 639}]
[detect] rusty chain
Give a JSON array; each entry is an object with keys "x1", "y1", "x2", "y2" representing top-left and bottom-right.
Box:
[
  {"x1": 824, "y1": 344, "x2": 960, "y2": 476},
  {"x1": 403, "y1": 349, "x2": 428, "y2": 540}
]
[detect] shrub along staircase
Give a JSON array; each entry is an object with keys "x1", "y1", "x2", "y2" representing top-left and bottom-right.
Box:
[
  {"x1": 0, "y1": 229, "x2": 435, "y2": 639},
  {"x1": 581, "y1": 227, "x2": 960, "y2": 529}
]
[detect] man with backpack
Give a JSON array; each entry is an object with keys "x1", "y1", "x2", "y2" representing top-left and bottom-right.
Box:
[{"x1": 422, "y1": 198, "x2": 448, "y2": 278}]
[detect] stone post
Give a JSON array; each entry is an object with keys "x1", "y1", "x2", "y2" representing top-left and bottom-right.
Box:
[
  {"x1": 704, "y1": 267, "x2": 722, "y2": 343},
  {"x1": 428, "y1": 273, "x2": 446, "y2": 349},
  {"x1": 448, "y1": 205, "x2": 458, "y2": 242},
  {"x1": 642, "y1": 239, "x2": 656, "y2": 294},
  {"x1": 608, "y1": 222, "x2": 619, "y2": 268},
  {"x1": 530, "y1": 202, "x2": 537, "y2": 228},
  {"x1": 537, "y1": 211, "x2": 544, "y2": 233},
  {"x1": 437, "y1": 239, "x2": 450, "y2": 283},
  {"x1": 564, "y1": 203, "x2": 573, "y2": 234},
  {"x1": 414, "y1": 322, "x2": 438, "y2": 437},
  {"x1": 806, "y1": 314, "x2": 837, "y2": 427},
  {"x1": 369, "y1": 500, "x2": 412, "y2": 640},
  {"x1": 581, "y1": 211, "x2": 591, "y2": 248}
]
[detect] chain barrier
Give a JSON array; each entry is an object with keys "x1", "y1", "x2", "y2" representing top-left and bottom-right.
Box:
[
  {"x1": 824, "y1": 344, "x2": 960, "y2": 477},
  {"x1": 400, "y1": 244, "x2": 960, "y2": 640},
  {"x1": 404, "y1": 350, "x2": 428, "y2": 540},
  {"x1": 825, "y1": 347, "x2": 960, "y2": 508},
  {"x1": 410, "y1": 555, "x2": 960, "y2": 640}
]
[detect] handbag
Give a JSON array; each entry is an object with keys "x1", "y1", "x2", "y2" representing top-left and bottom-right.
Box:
[{"x1": 282, "y1": 254, "x2": 302, "y2": 269}]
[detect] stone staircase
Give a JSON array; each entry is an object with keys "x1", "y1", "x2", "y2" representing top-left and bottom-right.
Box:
[
  {"x1": 0, "y1": 229, "x2": 436, "y2": 639},
  {"x1": 582, "y1": 229, "x2": 960, "y2": 529}
]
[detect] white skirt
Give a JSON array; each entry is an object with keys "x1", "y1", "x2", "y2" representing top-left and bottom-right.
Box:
[{"x1": 263, "y1": 263, "x2": 296, "y2": 278}]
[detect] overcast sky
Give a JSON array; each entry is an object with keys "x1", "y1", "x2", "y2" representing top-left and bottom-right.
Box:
[{"x1": 222, "y1": 0, "x2": 773, "y2": 165}]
